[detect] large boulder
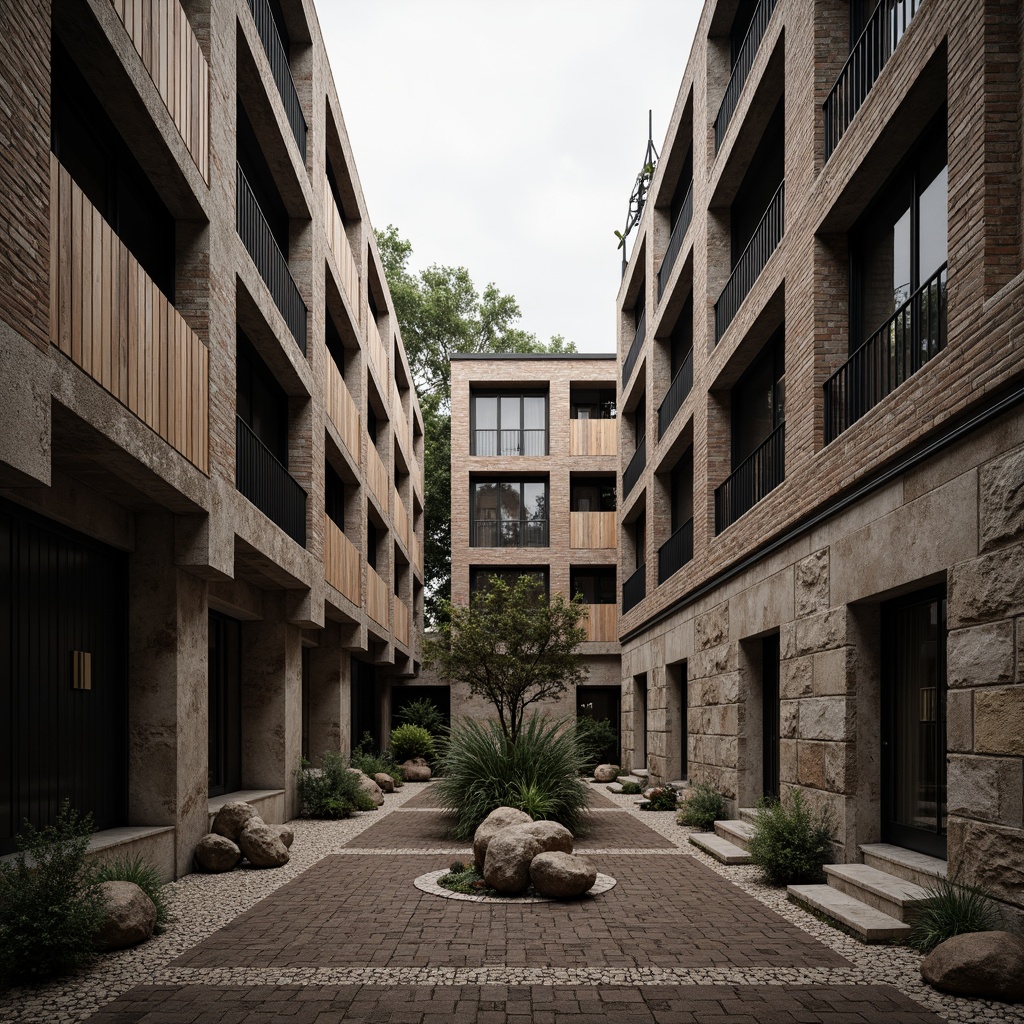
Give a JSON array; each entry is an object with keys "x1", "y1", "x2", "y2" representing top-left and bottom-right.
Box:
[
  {"x1": 530, "y1": 852, "x2": 597, "y2": 899},
  {"x1": 94, "y1": 881, "x2": 157, "y2": 949},
  {"x1": 401, "y1": 757, "x2": 432, "y2": 782},
  {"x1": 483, "y1": 820, "x2": 577, "y2": 894},
  {"x1": 195, "y1": 833, "x2": 242, "y2": 872},
  {"x1": 594, "y1": 764, "x2": 619, "y2": 783},
  {"x1": 518, "y1": 820, "x2": 573, "y2": 855},
  {"x1": 211, "y1": 801, "x2": 259, "y2": 842},
  {"x1": 374, "y1": 772, "x2": 396, "y2": 793},
  {"x1": 276, "y1": 824, "x2": 295, "y2": 849},
  {"x1": 348, "y1": 768, "x2": 384, "y2": 807},
  {"x1": 472, "y1": 806, "x2": 532, "y2": 872},
  {"x1": 238, "y1": 820, "x2": 290, "y2": 868},
  {"x1": 921, "y1": 931, "x2": 1024, "y2": 1002}
]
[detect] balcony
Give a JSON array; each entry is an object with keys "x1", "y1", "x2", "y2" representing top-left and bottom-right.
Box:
[
  {"x1": 49, "y1": 155, "x2": 209, "y2": 473},
  {"x1": 244, "y1": 0, "x2": 306, "y2": 155},
  {"x1": 325, "y1": 355, "x2": 360, "y2": 463},
  {"x1": 657, "y1": 181, "x2": 693, "y2": 301},
  {"x1": 714, "y1": 0, "x2": 779, "y2": 152},
  {"x1": 411, "y1": 531, "x2": 423, "y2": 572},
  {"x1": 365, "y1": 308, "x2": 388, "y2": 383},
  {"x1": 583, "y1": 604, "x2": 617, "y2": 642},
  {"x1": 622, "y1": 563, "x2": 646, "y2": 614},
  {"x1": 366, "y1": 438, "x2": 389, "y2": 511},
  {"x1": 394, "y1": 596, "x2": 411, "y2": 648},
  {"x1": 472, "y1": 429, "x2": 546, "y2": 457},
  {"x1": 392, "y1": 379, "x2": 412, "y2": 456},
  {"x1": 324, "y1": 514, "x2": 361, "y2": 605},
  {"x1": 367, "y1": 565, "x2": 389, "y2": 629},
  {"x1": 569, "y1": 419, "x2": 616, "y2": 456},
  {"x1": 824, "y1": 264, "x2": 947, "y2": 444},
  {"x1": 570, "y1": 511, "x2": 617, "y2": 549},
  {"x1": 658, "y1": 518, "x2": 694, "y2": 584},
  {"x1": 715, "y1": 421, "x2": 785, "y2": 533},
  {"x1": 715, "y1": 181, "x2": 784, "y2": 343},
  {"x1": 824, "y1": 0, "x2": 924, "y2": 159},
  {"x1": 393, "y1": 485, "x2": 411, "y2": 550},
  {"x1": 236, "y1": 164, "x2": 306, "y2": 352},
  {"x1": 657, "y1": 349, "x2": 694, "y2": 439},
  {"x1": 622, "y1": 307, "x2": 646, "y2": 386},
  {"x1": 470, "y1": 520, "x2": 549, "y2": 548},
  {"x1": 323, "y1": 177, "x2": 359, "y2": 311},
  {"x1": 236, "y1": 416, "x2": 306, "y2": 545},
  {"x1": 623, "y1": 435, "x2": 647, "y2": 499}
]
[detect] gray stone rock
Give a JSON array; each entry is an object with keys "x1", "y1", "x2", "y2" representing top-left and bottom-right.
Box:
[
  {"x1": 606, "y1": 782, "x2": 624, "y2": 793},
  {"x1": 401, "y1": 757, "x2": 432, "y2": 782},
  {"x1": 921, "y1": 930, "x2": 1024, "y2": 1002},
  {"x1": 94, "y1": 881, "x2": 156, "y2": 949},
  {"x1": 593, "y1": 764, "x2": 619, "y2": 783},
  {"x1": 483, "y1": 820, "x2": 577, "y2": 894},
  {"x1": 195, "y1": 832, "x2": 242, "y2": 872},
  {"x1": 374, "y1": 772, "x2": 396, "y2": 793},
  {"x1": 276, "y1": 824, "x2": 295, "y2": 849},
  {"x1": 472, "y1": 806, "x2": 532, "y2": 872},
  {"x1": 211, "y1": 801, "x2": 259, "y2": 842},
  {"x1": 348, "y1": 768, "x2": 384, "y2": 806},
  {"x1": 518, "y1": 820, "x2": 573, "y2": 854},
  {"x1": 238, "y1": 821, "x2": 290, "y2": 868},
  {"x1": 529, "y1": 852, "x2": 597, "y2": 899}
]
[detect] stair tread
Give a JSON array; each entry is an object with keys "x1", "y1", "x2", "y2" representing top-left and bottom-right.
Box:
[
  {"x1": 859, "y1": 843, "x2": 947, "y2": 880},
  {"x1": 788, "y1": 884, "x2": 911, "y2": 941},
  {"x1": 689, "y1": 833, "x2": 752, "y2": 864},
  {"x1": 825, "y1": 863, "x2": 931, "y2": 905},
  {"x1": 714, "y1": 819, "x2": 755, "y2": 838}
]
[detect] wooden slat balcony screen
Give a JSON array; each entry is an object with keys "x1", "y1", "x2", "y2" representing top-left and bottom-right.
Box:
[
  {"x1": 583, "y1": 604, "x2": 617, "y2": 642},
  {"x1": 569, "y1": 419, "x2": 617, "y2": 456},
  {"x1": 391, "y1": 379, "x2": 411, "y2": 455},
  {"x1": 570, "y1": 511, "x2": 617, "y2": 549},
  {"x1": 365, "y1": 309, "x2": 388, "y2": 384},
  {"x1": 393, "y1": 487, "x2": 411, "y2": 550},
  {"x1": 110, "y1": 0, "x2": 210, "y2": 182},
  {"x1": 412, "y1": 461, "x2": 424, "y2": 503},
  {"x1": 367, "y1": 565, "x2": 389, "y2": 629},
  {"x1": 323, "y1": 514, "x2": 361, "y2": 605},
  {"x1": 411, "y1": 531, "x2": 422, "y2": 571},
  {"x1": 49, "y1": 156, "x2": 209, "y2": 474},
  {"x1": 366, "y1": 438, "x2": 390, "y2": 511},
  {"x1": 325, "y1": 355, "x2": 360, "y2": 464},
  {"x1": 323, "y1": 177, "x2": 359, "y2": 314},
  {"x1": 393, "y1": 596, "x2": 410, "y2": 648}
]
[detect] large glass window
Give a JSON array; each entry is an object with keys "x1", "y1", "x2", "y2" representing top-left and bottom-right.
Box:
[
  {"x1": 570, "y1": 477, "x2": 616, "y2": 512},
  {"x1": 732, "y1": 328, "x2": 785, "y2": 467},
  {"x1": 571, "y1": 566, "x2": 617, "y2": 604},
  {"x1": 471, "y1": 391, "x2": 548, "y2": 455},
  {"x1": 471, "y1": 479, "x2": 549, "y2": 547},
  {"x1": 570, "y1": 388, "x2": 616, "y2": 420},
  {"x1": 470, "y1": 566, "x2": 549, "y2": 597}
]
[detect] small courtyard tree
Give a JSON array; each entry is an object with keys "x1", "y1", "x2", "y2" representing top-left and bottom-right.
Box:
[{"x1": 424, "y1": 573, "x2": 587, "y2": 744}]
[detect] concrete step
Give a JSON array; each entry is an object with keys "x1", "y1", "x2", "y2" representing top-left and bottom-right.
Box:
[
  {"x1": 616, "y1": 775, "x2": 643, "y2": 786},
  {"x1": 689, "y1": 832, "x2": 751, "y2": 864},
  {"x1": 668, "y1": 780, "x2": 689, "y2": 789},
  {"x1": 738, "y1": 806, "x2": 759, "y2": 825},
  {"x1": 859, "y1": 843, "x2": 947, "y2": 889},
  {"x1": 824, "y1": 863, "x2": 931, "y2": 922},
  {"x1": 713, "y1": 818, "x2": 755, "y2": 852},
  {"x1": 606, "y1": 782, "x2": 624, "y2": 793},
  {"x1": 788, "y1": 884, "x2": 911, "y2": 943},
  {"x1": 632, "y1": 769, "x2": 650, "y2": 779}
]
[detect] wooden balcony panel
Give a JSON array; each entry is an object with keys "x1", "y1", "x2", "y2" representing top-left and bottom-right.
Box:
[
  {"x1": 366, "y1": 439, "x2": 390, "y2": 511},
  {"x1": 325, "y1": 357, "x2": 361, "y2": 465},
  {"x1": 394, "y1": 596, "x2": 410, "y2": 647},
  {"x1": 584, "y1": 603, "x2": 617, "y2": 642},
  {"x1": 570, "y1": 511, "x2": 617, "y2": 549},
  {"x1": 366, "y1": 309, "x2": 388, "y2": 384},
  {"x1": 111, "y1": 0, "x2": 209, "y2": 181},
  {"x1": 393, "y1": 486, "x2": 411, "y2": 549},
  {"x1": 323, "y1": 177, "x2": 360, "y2": 314},
  {"x1": 411, "y1": 532, "x2": 423, "y2": 572},
  {"x1": 50, "y1": 156, "x2": 209, "y2": 473},
  {"x1": 324, "y1": 515, "x2": 361, "y2": 605},
  {"x1": 367, "y1": 565, "x2": 389, "y2": 629},
  {"x1": 569, "y1": 418, "x2": 617, "y2": 456}
]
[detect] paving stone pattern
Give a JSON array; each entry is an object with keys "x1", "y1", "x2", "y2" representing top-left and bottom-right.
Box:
[{"x1": 398, "y1": 784, "x2": 619, "y2": 809}]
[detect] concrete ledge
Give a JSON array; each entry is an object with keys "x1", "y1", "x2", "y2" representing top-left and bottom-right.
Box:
[
  {"x1": 689, "y1": 832, "x2": 752, "y2": 864},
  {"x1": 788, "y1": 883, "x2": 911, "y2": 943},
  {"x1": 86, "y1": 826, "x2": 176, "y2": 883},
  {"x1": 208, "y1": 789, "x2": 286, "y2": 830}
]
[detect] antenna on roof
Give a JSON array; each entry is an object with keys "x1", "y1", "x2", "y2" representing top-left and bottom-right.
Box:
[{"x1": 615, "y1": 110, "x2": 659, "y2": 275}]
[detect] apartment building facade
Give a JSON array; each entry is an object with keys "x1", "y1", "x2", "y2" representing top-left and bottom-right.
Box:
[
  {"x1": 617, "y1": 0, "x2": 1024, "y2": 917},
  {"x1": 0, "y1": 0, "x2": 424, "y2": 879}
]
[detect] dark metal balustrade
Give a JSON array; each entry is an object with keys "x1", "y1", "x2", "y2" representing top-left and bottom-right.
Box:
[
  {"x1": 824, "y1": 0, "x2": 923, "y2": 159},
  {"x1": 714, "y1": 0, "x2": 779, "y2": 152},
  {"x1": 657, "y1": 181, "x2": 694, "y2": 301},
  {"x1": 236, "y1": 416, "x2": 306, "y2": 545},
  {"x1": 658, "y1": 517, "x2": 694, "y2": 584},
  {"x1": 245, "y1": 0, "x2": 307, "y2": 155},
  {"x1": 470, "y1": 519, "x2": 549, "y2": 548},
  {"x1": 824, "y1": 264, "x2": 947, "y2": 444},
  {"x1": 714, "y1": 181, "x2": 784, "y2": 343},
  {"x1": 623, "y1": 434, "x2": 647, "y2": 499},
  {"x1": 715, "y1": 421, "x2": 785, "y2": 533},
  {"x1": 622, "y1": 307, "x2": 646, "y2": 386},
  {"x1": 658, "y1": 348, "x2": 694, "y2": 439},
  {"x1": 472, "y1": 429, "x2": 547, "y2": 457},
  {"x1": 622, "y1": 563, "x2": 646, "y2": 614}
]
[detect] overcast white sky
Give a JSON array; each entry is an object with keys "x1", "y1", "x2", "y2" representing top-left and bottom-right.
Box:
[{"x1": 315, "y1": 2, "x2": 701, "y2": 354}]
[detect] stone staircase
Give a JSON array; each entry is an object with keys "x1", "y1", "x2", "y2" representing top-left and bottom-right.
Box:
[{"x1": 688, "y1": 806, "x2": 758, "y2": 864}]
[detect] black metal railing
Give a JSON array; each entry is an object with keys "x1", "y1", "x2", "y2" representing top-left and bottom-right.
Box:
[
  {"x1": 236, "y1": 164, "x2": 307, "y2": 353},
  {"x1": 236, "y1": 416, "x2": 306, "y2": 545},
  {"x1": 245, "y1": 0, "x2": 306, "y2": 156},
  {"x1": 658, "y1": 517, "x2": 694, "y2": 584},
  {"x1": 657, "y1": 181, "x2": 694, "y2": 301},
  {"x1": 623, "y1": 307, "x2": 646, "y2": 386},
  {"x1": 824, "y1": 264, "x2": 947, "y2": 444},
  {"x1": 622, "y1": 563, "x2": 646, "y2": 614},
  {"x1": 714, "y1": 0, "x2": 779, "y2": 152},
  {"x1": 715, "y1": 421, "x2": 785, "y2": 533},
  {"x1": 658, "y1": 348, "x2": 694, "y2": 439},
  {"x1": 715, "y1": 181, "x2": 784, "y2": 343},
  {"x1": 472, "y1": 429, "x2": 547, "y2": 457},
  {"x1": 470, "y1": 520, "x2": 549, "y2": 548},
  {"x1": 623, "y1": 434, "x2": 647, "y2": 498},
  {"x1": 824, "y1": 0, "x2": 923, "y2": 159}
]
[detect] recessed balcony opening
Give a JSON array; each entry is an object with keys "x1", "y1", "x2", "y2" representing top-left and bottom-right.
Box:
[
  {"x1": 659, "y1": 449, "x2": 694, "y2": 583},
  {"x1": 658, "y1": 295, "x2": 695, "y2": 439},
  {"x1": 470, "y1": 566, "x2": 549, "y2": 599},
  {"x1": 572, "y1": 566, "x2": 618, "y2": 642},
  {"x1": 657, "y1": 146, "x2": 694, "y2": 301},
  {"x1": 570, "y1": 476, "x2": 617, "y2": 550},
  {"x1": 622, "y1": 512, "x2": 646, "y2": 614},
  {"x1": 623, "y1": 288, "x2": 647, "y2": 386},
  {"x1": 623, "y1": 392, "x2": 647, "y2": 499},
  {"x1": 244, "y1": 0, "x2": 306, "y2": 155},
  {"x1": 470, "y1": 390, "x2": 548, "y2": 456},
  {"x1": 470, "y1": 478, "x2": 549, "y2": 548}
]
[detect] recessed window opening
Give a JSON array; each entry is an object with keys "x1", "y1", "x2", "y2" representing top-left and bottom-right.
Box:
[{"x1": 471, "y1": 391, "x2": 548, "y2": 455}]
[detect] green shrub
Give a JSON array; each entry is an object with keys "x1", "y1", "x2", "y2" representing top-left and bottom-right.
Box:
[
  {"x1": 295, "y1": 752, "x2": 376, "y2": 819},
  {"x1": 576, "y1": 717, "x2": 618, "y2": 766},
  {"x1": 389, "y1": 723, "x2": 436, "y2": 764},
  {"x1": 437, "y1": 865, "x2": 538, "y2": 898},
  {"x1": 448, "y1": 860, "x2": 468, "y2": 874},
  {"x1": 747, "y1": 791, "x2": 835, "y2": 885},
  {"x1": 676, "y1": 783, "x2": 726, "y2": 830},
  {"x1": 640, "y1": 785, "x2": 679, "y2": 811},
  {"x1": 436, "y1": 714, "x2": 590, "y2": 840},
  {"x1": 349, "y1": 745, "x2": 403, "y2": 787},
  {"x1": 90, "y1": 854, "x2": 170, "y2": 931},
  {"x1": 0, "y1": 801, "x2": 106, "y2": 984},
  {"x1": 397, "y1": 697, "x2": 447, "y2": 738},
  {"x1": 908, "y1": 878, "x2": 1002, "y2": 953},
  {"x1": 620, "y1": 781, "x2": 642, "y2": 795}
]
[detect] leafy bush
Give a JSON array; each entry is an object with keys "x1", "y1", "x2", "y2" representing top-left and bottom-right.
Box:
[
  {"x1": 640, "y1": 785, "x2": 679, "y2": 811},
  {"x1": 0, "y1": 801, "x2": 106, "y2": 984},
  {"x1": 349, "y1": 741, "x2": 403, "y2": 788},
  {"x1": 436, "y1": 714, "x2": 590, "y2": 840},
  {"x1": 90, "y1": 854, "x2": 170, "y2": 931},
  {"x1": 676, "y1": 783, "x2": 726, "y2": 830},
  {"x1": 437, "y1": 865, "x2": 538, "y2": 898},
  {"x1": 747, "y1": 791, "x2": 836, "y2": 885},
  {"x1": 620, "y1": 782, "x2": 642, "y2": 795},
  {"x1": 576, "y1": 717, "x2": 618, "y2": 766},
  {"x1": 908, "y1": 878, "x2": 1002, "y2": 953},
  {"x1": 397, "y1": 697, "x2": 447, "y2": 738},
  {"x1": 295, "y1": 752, "x2": 376, "y2": 819},
  {"x1": 389, "y1": 723, "x2": 436, "y2": 764}
]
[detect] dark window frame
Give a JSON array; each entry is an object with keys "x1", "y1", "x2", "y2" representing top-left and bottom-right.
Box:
[
  {"x1": 470, "y1": 390, "x2": 550, "y2": 456},
  {"x1": 470, "y1": 477, "x2": 550, "y2": 548}
]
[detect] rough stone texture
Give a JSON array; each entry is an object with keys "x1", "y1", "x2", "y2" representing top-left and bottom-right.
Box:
[
  {"x1": 277, "y1": 825, "x2": 295, "y2": 849},
  {"x1": 401, "y1": 757, "x2": 432, "y2": 782},
  {"x1": 946, "y1": 689, "x2": 974, "y2": 753},
  {"x1": 947, "y1": 620, "x2": 1015, "y2": 687},
  {"x1": 529, "y1": 851, "x2": 598, "y2": 899},
  {"x1": 795, "y1": 549, "x2": 829, "y2": 618},
  {"x1": 374, "y1": 772, "x2": 395, "y2": 793},
  {"x1": 798, "y1": 698, "x2": 850, "y2": 742},
  {"x1": 194, "y1": 833, "x2": 242, "y2": 873},
  {"x1": 94, "y1": 881, "x2": 157, "y2": 950},
  {"x1": 348, "y1": 769, "x2": 384, "y2": 806},
  {"x1": 472, "y1": 806, "x2": 532, "y2": 872},
  {"x1": 921, "y1": 930, "x2": 1024, "y2": 1002},
  {"x1": 483, "y1": 828, "x2": 544, "y2": 894},
  {"x1": 980, "y1": 446, "x2": 1024, "y2": 552},
  {"x1": 781, "y1": 656, "x2": 813, "y2": 699},
  {"x1": 238, "y1": 821, "x2": 290, "y2": 869},
  {"x1": 974, "y1": 686, "x2": 1024, "y2": 755},
  {"x1": 518, "y1": 820, "x2": 574, "y2": 855},
  {"x1": 211, "y1": 802, "x2": 259, "y2": 843},
  {"x1": 949, "y1": 544, "x2": 1024, "y2": 627},
  {"x1": 594, "y1": 764, "x2": 620, "y2": 782},
  {"x1": 947, "y1": 754, "x2": 1024, "y2": 827},
  {"x1": 948, "y1": 818, "x2": 1024, "y2": 905},
  {"x1": 694, "y1": 603, "x2": 728, "y2": 650}
]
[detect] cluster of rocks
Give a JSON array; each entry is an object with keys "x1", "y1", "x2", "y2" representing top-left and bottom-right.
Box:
[
  {"x1": 194, "y1": 801, "x2": 294, "y2": 872},
  {"x1": 94, "y1": 880, "x2": 157, "y2": 950},
  {"x1": 472, "y1": 807, "x2": 597, "y2": 899},
  {"x1": 921, "y1": 930, "x2": 1024, "y2": 1003}
]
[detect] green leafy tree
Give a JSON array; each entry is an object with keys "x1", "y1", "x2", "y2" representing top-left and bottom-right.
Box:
[
  {"x1": 423, "y1": 573, "x2": 587, "y2": 743},
  {"x1": 376, "y1": 227, "x2": 574, "y2": 621}
]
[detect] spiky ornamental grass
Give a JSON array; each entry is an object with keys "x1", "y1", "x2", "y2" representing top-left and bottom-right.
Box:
[
  {"x1": 90, "y1": 854, "x2": 170, "y2": 930},
  {"x1": 908, "y1": 878, "x2": 1002, "y2": 953}
]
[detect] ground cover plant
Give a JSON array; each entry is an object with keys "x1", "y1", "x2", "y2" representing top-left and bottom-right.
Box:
[
  {"x1": 676, "y1": 783, "x2": 726, "y2": 830},
  {"x1": 640, "y1": 785, "x2": 680, "y2": 811},
  {"x1": 388, "y1": 723, "x2": 436, "y2": 764},
  {"x1": 747, "y1": 791, "x2": 836, "y2": 885},
  {"x1": 437, "y1": 862, "x2": 541, "y2": 899},
  {"x1": 620, "y1": 781, "x2": 642, "y2": 795},
  {"x1": 349, "y1": 733, "x2": 403, "y2": 786},
  {"x1": 907, "y1": 878, "x2": 1002, "y2": 953},
  {"x1": 295, "y1": 752, "x2": 376, "y2": 819},
  {"x1": 91, "y1": 854, "x2": 170, "y2": 931}
]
